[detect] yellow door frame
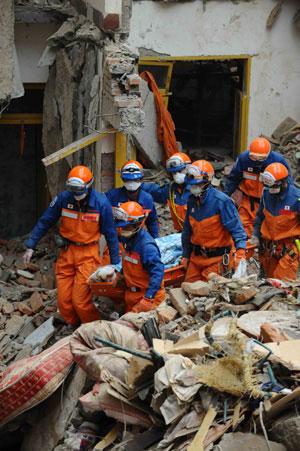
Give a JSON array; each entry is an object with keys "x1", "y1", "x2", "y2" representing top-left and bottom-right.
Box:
[
  {"x1": 138, "y1": 61, "x2": 174, "y2": 107},
  {"x1": 139, "y1": 55, "x2": 251, "y2": 154}
]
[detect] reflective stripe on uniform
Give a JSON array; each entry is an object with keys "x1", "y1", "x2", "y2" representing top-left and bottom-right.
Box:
[
  {"x1": 124, "y1": 255, "x2": 139, "y2": 264},
  {"x1": 61, "y1": 209, "x2": 79, "y2": 219},
  {"x1": 243, "y1": 171, "x2": 258, "y2": 181}
]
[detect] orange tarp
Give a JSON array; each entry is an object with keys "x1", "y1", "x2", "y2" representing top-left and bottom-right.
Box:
[{"x1": 141, "y1": 71, "x2": 178, "y2": 160}]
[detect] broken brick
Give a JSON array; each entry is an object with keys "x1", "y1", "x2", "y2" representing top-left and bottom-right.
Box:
[
  {"x1": 234, "y1": 286, "x2": 258, "y2": 305},
  {"x1": 1, "y1": 301, "x2": 14, "y2": 315},
  {"x1": 17, "y1": 277, "x2": 41, "y2": 288},
  {"x1": 169, "y1": 288, "x2": 196, "y2": 316},
  {"x1": 157, "y1": 306, "x2": 178, "y2": 324},
  {"x1": 16, "y1": 269, "x2": 35, "y2": 280},
  {"x1": 18, "y1": 303, "x2": 34, "y2": 316},
  {"x1": 182, "y1": 281, "x2": 210, "y2": 297},
  {"x1": 259, "y1": 323, "x2": 289, "y2": 343},
  {"x1": 28, "y1": 292, "x2": 44, "y2": 313}
]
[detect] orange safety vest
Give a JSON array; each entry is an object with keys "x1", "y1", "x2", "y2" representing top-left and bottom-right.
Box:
[
  {"x1": 59, "y1": 208, "x2": 100, "y2": 244},
  {"x1": 261, "y1": 209, "x2": 300, "y2": 242},
  {"x1": 190, "y1": 214, "x2": 233, "y2": 249},
  {"x1": 239, "y1": 172, "x2": 263, "y2": 199}
]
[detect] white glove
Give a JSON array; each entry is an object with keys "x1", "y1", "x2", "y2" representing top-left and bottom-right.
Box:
[
  {"x1": 249, "y1": 235, "x2": 259, "y2": 246},
  {"x1": 23, "y1": 248, "x2": 34, "y2": 265},
  {"x1": 232, "y1": 259, "x2": 247, "y2": 279},
  {"x1": 89, "y1": 265, "x2": 117, "y2": 282}
]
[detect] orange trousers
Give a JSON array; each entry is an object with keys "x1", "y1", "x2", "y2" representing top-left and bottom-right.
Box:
[
  {"x1": 238, "y1": 194, "x2": 260, "y2": 238},
  {"x1": 260, "y1": 245, "x2": 299, "y2": 281},
  {"x1": 185, "y1": 252, "x2": 233, "y2": 282},
  {"x1": 55, "y1": 243, "x2": 101, "y2": 325},
  {"x1": 125, "y1": 288, "x2": 166, "y2": 313}
]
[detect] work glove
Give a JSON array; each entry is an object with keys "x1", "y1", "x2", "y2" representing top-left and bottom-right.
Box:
[
  {"x1": 132, "y1": 297, "x2": 155, "y2": 313},
  {"x1": 249, "y1": 235, "x2": 260, "y2": 247},
  {"x1": 181, "y1": 257, "x2": 189, "y2": 270},
  {"x1": 23, "y1": 248, "x2": 34, "y2": 265},
  {"x1": 233, "y1": 248, "x2": 247, "y2": 279},
  {"x1": 89, "y1": 265, "x2": 117, "y2": 283}
]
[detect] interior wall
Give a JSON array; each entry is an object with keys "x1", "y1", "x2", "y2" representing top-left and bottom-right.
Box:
[
  {"x1": 128, "y1": 0, "x2": 300, "y2": 146},
  {"x1": 15, "y1": 23, "x2": 59, "y2": 83}
]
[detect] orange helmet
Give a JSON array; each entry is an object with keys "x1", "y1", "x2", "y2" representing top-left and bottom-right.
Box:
[
  {"x1": 121, "y1": 160, "x2": 144, "y2": 181},
  {"x1": 249, "y1": 137, "x2": 271, "y2": 160},
  {"x1": 186, "y1": 160, "x2": 214, "y2": 184},
  {"x1": 113, "y1": 201, "x2": 146, "y2": 227},
  {"x1": 66, "y1": 165, "x2": 93, "y2": 193},
  {"x1": 166, "y1": 152, "x2": 191, "y2": 173},
  {"x1": 261, "y1": 162, "x2": 289, "y2": 187}
]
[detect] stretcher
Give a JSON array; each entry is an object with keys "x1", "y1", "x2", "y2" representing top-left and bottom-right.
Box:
[{"x1": 90, "y1": 263, "x2": 185, "y2": 302}]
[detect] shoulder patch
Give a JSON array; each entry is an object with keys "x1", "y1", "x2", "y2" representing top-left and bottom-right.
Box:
[{"x1": 50, "y1": 196, "x2": 58, "y2": 207}]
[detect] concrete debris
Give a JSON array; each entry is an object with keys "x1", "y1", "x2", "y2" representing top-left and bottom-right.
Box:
[
  {"x1": 102, "y1": 41, "x2": 145, "y2": 134},
  {"x1": 267, "y1": 117, "x2": 300, "y2": 185},
  {"x1": 218, "y1": 432, "x2": 286, "y2": 451}
]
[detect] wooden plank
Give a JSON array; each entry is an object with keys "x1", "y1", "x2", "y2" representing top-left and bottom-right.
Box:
[
  {"x1": 42, "y1": 129, "x2": 115, "y2": 167},
  {"x1": 232, "y1": 401, "x2": 241, "y2": 429},
  {"x1": 94, "y1": 425, "x2": 118, "y2": 450},
  {"x1": 187, "y1": 407, "x2": 217, "y2": 451}
]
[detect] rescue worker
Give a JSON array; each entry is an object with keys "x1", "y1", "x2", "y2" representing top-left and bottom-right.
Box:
[
  {"x1": 106, "y1": 160, "x2": 159, "y2": 238},
  {"x1": 114, "y1": 201, "x2": 165, "y2": 313},
  {"x1": 23, "y1": 166, "x2": 120, "y2": 325},
  {"x1": 252, "y1": 162, "x2": 300, "y2": 280},
  {"x1": 143, "y1": 152, "x2": 191, "y2": 231},
  {"x1": 224, "y1": 137, "x2": 291, "y2": 237},
  {"x1": 182, "y1": 160, "x2": 247, "y2": 282}
]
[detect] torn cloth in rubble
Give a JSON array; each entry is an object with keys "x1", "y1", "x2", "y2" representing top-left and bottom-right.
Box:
[
  {"x1": 70, "y1": 321, "x2": 149, "y2": 382},
  {"x1": 80, "y1": 382, "x2": 153, "y2": 428}
]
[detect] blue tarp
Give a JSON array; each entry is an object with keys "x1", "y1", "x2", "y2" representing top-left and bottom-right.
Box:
[{"x1": 155, "y1": 233, "x2": 182, "y2": 269}]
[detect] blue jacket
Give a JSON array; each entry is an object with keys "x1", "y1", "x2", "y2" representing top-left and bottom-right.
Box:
[
  {"x1": 122, "y1": 228, "x2": 164, "y2": 298},
  {"x1": 105, "y1": 187, "x2": 159, "y2": 238},
  {"x1": 253, "y1": 183, "x2": 300, "y2": 239},
  {"x1": 25, "y1": 189, "x2": 120, "y2": 264},
  {"x1": 182, "y1": 186, "x2": 247, "y2": 258},
  {"x1": 224, "y1": 150, "x2": 291, "y2": 196},
  {"x1": 142, "y1": 181, "x2": 191, "y2": 206}
]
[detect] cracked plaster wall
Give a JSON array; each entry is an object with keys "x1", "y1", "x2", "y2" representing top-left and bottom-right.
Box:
[{"x1": 128, "y1": 0, "x2": 300, "y2": 145}]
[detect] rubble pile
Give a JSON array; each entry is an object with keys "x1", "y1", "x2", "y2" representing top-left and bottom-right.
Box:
[
  {"x1": 268, "y1": 117, "x2": 300, "y2": 185},
  {"x1": 34, "y1": 273, "x2": 299, "y2": 451},
  {"x1": 0, "y1": 234, "x2": 67, "y2": 373}
]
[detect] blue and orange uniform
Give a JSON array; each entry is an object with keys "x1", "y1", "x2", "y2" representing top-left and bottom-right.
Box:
[
  {"x1": 182, "y1": 186, "x2": 247, "y2": 282},
  {"x1": 143, "y1": 182, "x2": 190, "y2": 231},
  {"x1": 253, "y1": 183, "x2": 300, "y2": 281},
  {"x1": 106, "y1": 187, "x2": 159, "y2": 238},
  {"x1": 224, "y1": 150, "x2": 290, "y2": 237},
  {"x1": 25, "y1": 189, "x2": 120, "y2": 325},
  {"x1": 121, "y1": 228, "x2": 165, "y2": 312}
]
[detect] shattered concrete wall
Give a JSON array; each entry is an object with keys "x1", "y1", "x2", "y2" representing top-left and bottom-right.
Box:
[
  {"x1": 0, "y1": 0, "x2": 15, "y2": 109},
  {"x1": 42, "y1": 17, "x2": 102, "y2": 196},
  {"x1": 129, "y1": 0, "x2": 300, "y2": 146}
]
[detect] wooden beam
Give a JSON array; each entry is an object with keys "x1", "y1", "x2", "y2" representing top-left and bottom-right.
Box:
[
  {"x1": 42, "y1": 129, "x2": 115, "y2": 167},
  {"x1": 187, "y1": 407, "x2": 217, "y2": 451}
]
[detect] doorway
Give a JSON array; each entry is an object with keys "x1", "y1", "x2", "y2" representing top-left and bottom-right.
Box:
[
  {"x1": 0, "y1": 85, "x2": 49, "y2": 239},
  {"x1": 139, "y1": 56, "x2": 251, "y2": 159}
]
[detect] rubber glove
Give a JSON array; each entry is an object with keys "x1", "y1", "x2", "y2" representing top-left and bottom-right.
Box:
[
  {"x1": 132, "y1": 297, "x2": 154, "y2": 313},
  {"x1": 23, "y1": 248, "x2": 34, "y2": 265}
]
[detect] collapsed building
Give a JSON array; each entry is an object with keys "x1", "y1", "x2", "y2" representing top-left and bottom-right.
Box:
[{"x1": 0, "y1": 0, "x2": 300, "y2": 239}]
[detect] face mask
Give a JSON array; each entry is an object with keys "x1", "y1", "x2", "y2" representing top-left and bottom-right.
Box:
[
  {"x1": 124, "y1": 181, "x2": 141, "y2": 192},
  {"x1": 74, "y1": 192, "x2": 88, "y2": 201},
  {"x1": 269, "y1": 186, "x2": 281, "y2": 194},
  {"x1": 173, "y1": 172, "x2": 186, "y2": 185},
  {"x1": 190, "y1": 185, "x2": 203, "y2": 197}
]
